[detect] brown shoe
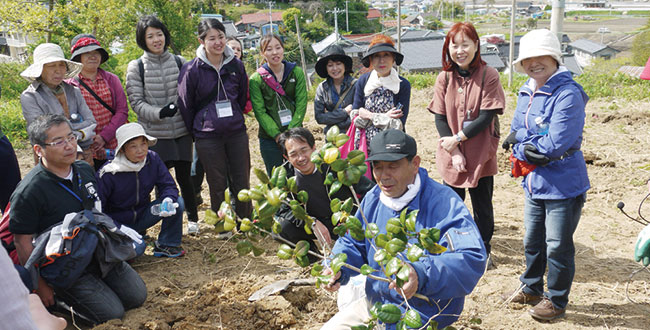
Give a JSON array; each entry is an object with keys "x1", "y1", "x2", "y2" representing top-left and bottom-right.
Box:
[
  {"x1": 501, "y1": 289, "x2": 543, "y2": 305},
  {"x1": 528, "y1": 298, "x2": 566, "y2": 320}
]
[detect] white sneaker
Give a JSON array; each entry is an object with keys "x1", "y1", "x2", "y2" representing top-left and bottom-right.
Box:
[{"x1": 187, "y1": 221, "x2": 199, "y2": 235}]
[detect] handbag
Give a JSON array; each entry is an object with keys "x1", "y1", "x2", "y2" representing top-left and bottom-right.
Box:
[{"x1": 339, "y1": 116, "x2": 372, "y2": 180}]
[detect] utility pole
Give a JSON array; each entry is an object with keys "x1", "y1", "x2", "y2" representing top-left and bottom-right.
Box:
[
  {"x1": 267, "y1": 1, "x2": 275, "y2": 35},
  {"x1": 295, "y1": 14, "x2": 311, "y2": 90},
  {"x1": 345, "y1": 0, "x2": 349, "y2": 32},
  {"x1": 508, "y1": 0, "x2": 515, "y2": 88},
  {"x1": 397, "y1": 0, "x2": 401, "y2": 52},
  {"x1": 327, "y1": 8, "x2": 344, "y2": 41},
  {"x1": 550, "y1": 0, "x2": 565, "y2": 44}
]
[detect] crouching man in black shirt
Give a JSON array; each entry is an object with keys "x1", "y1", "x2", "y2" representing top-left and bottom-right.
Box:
[
  {"x1": 276, "y1": 128, "x2": 374, "y2": 262},
  {"x1": 10, "y1": 114, "x2": 146, "y2": 325}
]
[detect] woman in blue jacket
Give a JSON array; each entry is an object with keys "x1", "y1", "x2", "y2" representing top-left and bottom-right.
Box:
[
  {"x1": 501, "y1": 29, "x2": 590, "y2": 321},
  {"x1": 97, "y1": 123, "x2": 185, "y2": 258},
  {"x1": 177, "y1": 19, "x2": 251, "y2": 229}
]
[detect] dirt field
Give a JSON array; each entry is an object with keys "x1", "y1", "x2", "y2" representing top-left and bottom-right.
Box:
[{"x1": 13, "y1": 86, "x2": 650, "y2": 329}]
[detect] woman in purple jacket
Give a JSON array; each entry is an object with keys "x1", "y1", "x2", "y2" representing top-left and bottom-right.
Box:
[
  {"x1": 177, "y1": 19, "x2": 252, "y2": 227},
  {"x1": 66, "y1": 34, "x2": 129, "y2": 171},
  {"x1": 97, "y1": 123, "x2": 185, "y2": 258}
]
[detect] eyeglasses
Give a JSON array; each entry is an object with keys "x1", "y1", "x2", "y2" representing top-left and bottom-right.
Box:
[
  {"x1": 43, "y1": 134, "x2": 77, "y2": 148},
  {"x1": 287, "y1": 147, "x2": 313, "y2": 160}
]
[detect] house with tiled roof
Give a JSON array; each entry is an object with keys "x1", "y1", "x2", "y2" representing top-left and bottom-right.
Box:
[
  {"x1": 236, "y1": 11, "x2": 283, "y2": 33},
  {"x1": 569, "y1": 39, "x2": 619, "y2": 67},
  {"x1": 367, "y1": 8, "x2": 381, "y2": 20}
]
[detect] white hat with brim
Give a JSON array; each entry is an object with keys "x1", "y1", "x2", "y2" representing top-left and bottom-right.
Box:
[
  {"x1": 114, "y1": 123, "x2": 157, "y2": 156},
  {"x1": 20, "y1": 43, "x2": 83, "y2": 83},
  {"x1": 513, "y1": 29, "x2": 563, "y2": 74}
]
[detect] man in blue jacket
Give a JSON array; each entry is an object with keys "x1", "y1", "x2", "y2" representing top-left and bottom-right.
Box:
[{"x1": 323, "y1": 129, "x2": 487, "y2": 329}]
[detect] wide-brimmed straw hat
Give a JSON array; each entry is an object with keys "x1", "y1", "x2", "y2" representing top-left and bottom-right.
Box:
[
  {"x1": 20, "y1": 43, "x2": 83, "y2": 82},
  {"x1": 115, "y1": 123, "x2": 157, "y2": 156},
  {"x1": 513, "y1": 29, "x2": 563, "y2": 74},
  {"x1": 361, "y1": 43, "x2": 404, "y2": 68},
  {"x1": 315, "y1": 45, "x2": 353, "y2": 78},
  {"x1": 70, "y1": 34, "x2": 109, "y2": 63}
]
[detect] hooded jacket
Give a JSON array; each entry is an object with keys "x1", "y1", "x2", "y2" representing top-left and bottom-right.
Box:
[
  {"x1": 510, "y1": 68, "x2": 590, "y2": 199},
  {"x1": 330, "y1": 168, "x2": 486, "y2": 329},
  {"x1": 177, "y1": 45, "x2": 248, "y2": 139},
  {"x1": 249, "y1": 61, "x2": 307, "y2": 140},
  {"x1": 96, "y1": 150, "x2": 179, "y2": 226},
  {"x1": 125, "y1": 50, "x2": 188, "y2": 139}
]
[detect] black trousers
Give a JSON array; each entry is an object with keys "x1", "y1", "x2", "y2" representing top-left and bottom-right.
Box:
[
  {"x1": 164, "y1": 160, "x2": 198, "y2": 222},
  {"x1": 0, "y1": 135, "x2": 21, "y2": 211},
  {"x1": 445, "y1": 176, "x2": 494, "y2": 254}
]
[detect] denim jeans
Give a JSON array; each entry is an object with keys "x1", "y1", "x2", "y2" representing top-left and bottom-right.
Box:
[
  {"x1": 55, "y1": 261, "x2": 147, "y2": 324},
  {"x1": 191, "y1": 144, "x2": 204, "y2": 195},
  {"x1": 128, "y1": 197, "x2": 185, "y2": 255},
  {"x1": 520, "y1": 193, "x2": 585, "y2": 309}
]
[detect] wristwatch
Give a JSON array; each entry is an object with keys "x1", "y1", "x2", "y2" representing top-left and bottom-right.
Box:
[{"x1": 454, "y1": 134, "x2": 462, "y2": 142}]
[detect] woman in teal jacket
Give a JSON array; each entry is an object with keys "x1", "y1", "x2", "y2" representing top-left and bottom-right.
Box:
[
  {"x1": 249, "y1": 34, "x2": 307, "y2": 175},
  {"x1": 501, "y1": 29, "x2": 590, "y2": 321}
]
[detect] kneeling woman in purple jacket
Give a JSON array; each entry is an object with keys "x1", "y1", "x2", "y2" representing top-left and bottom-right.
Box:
[{"x1": 97, "y1": 123, "x2": 186, "y2": 258}]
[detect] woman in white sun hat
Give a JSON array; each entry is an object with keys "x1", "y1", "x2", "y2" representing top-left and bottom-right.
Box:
[
  {"x1": 96, "y1": 123, "x2": 186, "y2": 258},
  {"x1": 20, "y1": 43, "x2": 97, "y2": 164},
  {"x1": 501, "y1": 29, "x2": 590, "y2": 322}
]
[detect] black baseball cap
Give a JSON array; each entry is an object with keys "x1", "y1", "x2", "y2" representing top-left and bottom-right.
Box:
[{"x1": 366, "y1": 129, "x2": 416, "y2": 162}]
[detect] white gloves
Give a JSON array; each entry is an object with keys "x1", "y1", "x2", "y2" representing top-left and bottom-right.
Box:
[
  {"x1": 75, "y1": 123, "x2": 97, "y2": 142},
  {"x1": 119, "y1": 225, "x2": 143, "y2": 245},
  {"x1": 159, "y1": 197, "x2": 179, "y2": 217}
]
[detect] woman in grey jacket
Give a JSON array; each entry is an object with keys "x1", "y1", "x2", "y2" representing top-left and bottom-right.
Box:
[
  {"x1": 125, "y1": 15, "x2": 198, "y2": 231},
  {"x1": 313, "y1": 45, "x2": 356, "y2": 135}
]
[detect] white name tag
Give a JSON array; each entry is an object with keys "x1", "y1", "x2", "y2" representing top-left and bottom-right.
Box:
[
  {"x1": 278, "y1": 108, "x2": 292, "y2": 126},
  {"x1": 216, "y1": 101, "x2": 233, "y2": 118}
]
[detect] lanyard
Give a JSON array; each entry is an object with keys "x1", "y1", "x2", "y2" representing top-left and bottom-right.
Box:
[{"x1": 57, "y1": 171, "x2": 84, "y2": 204}]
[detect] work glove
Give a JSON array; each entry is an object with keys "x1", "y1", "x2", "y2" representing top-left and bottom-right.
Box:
[
  {"x1": 523, "y1": 145, "x2": 550, "y2": 166},
  {"x1": 502, "y1": 131, "x2": 518, "y2": 151},
  {"x1": 159, "y1": 197, "x2": 179, "y2": 217},
  {"x1": 119, "y1": 225, "x2": 143, "y2": 245},
  {"x1": 635, "y1": 224, "x2": 650, "y2": 266},
  {"x1": 159, "y1": 103, "x2": 178, "y2": 119},
  {"x1": 74, "y1": 123, "x2": 97, "y2": 142}
]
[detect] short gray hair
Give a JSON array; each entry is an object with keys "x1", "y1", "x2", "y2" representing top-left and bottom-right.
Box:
[{"x1": 27, "y1": 114, "x2": 72, "y2": 146}]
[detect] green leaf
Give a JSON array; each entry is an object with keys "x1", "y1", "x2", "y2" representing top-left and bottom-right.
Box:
[
  {"x1": 346, "y1": 216, "x2": 362, "y2": 231},
  {"x1": 331, "y1": 211, "x2": 344, "y2": 226},
  {"x1": 469, "y1": 317, "x2": 482, "y2": 325},
  {"x1": 375, "y1": 234, "x2": 389, "y2": 248},
  {"x1": 386, "y1": 238, "x2": 407, "y2": 255},
  {"x1": 295, "y1": 255, "x2": 310, "y2": 267},
  {"x1": 396, "y1": 264, "x2": 411, "y2": 282},
  {"x1": 350, "y1": 326, "x2": 367, "y2": 330},
  {"x1": 333, "y1": 224, "x2": 347, "y2": 236},
  {"x1": 426, "y1": 242, "x2": 447, "y2": 254},
  {"x1": 385, "y1": 257, "x2": 402, "y2": 276},
  {"x1": 236, "y1": 240, "x2": 253, "y2": 256},
  {"x1": 427, "y1": 320, "x2": 439, "y2": 330},
  {"x1": 386, "y1": 217, "x2": 402, "y2": 234},
  {"x1": 429, "y1": 227, "x2": 441, "y2": 242},
  {"x1": 404, "y1": 309, "x2": 422, "y2": 328},
  {"x1": 330, "y1": 198, "x2": 341, "y2": 213},
  {"x1": 252, "y1": 245, "x2": 265, "y2": 257},
  {"x1": 370, "y1": 302, "x2": 382, "y2": 318},
  {"x1": 340, "y1": 197, "x2": 354, "y2": 214},
  {"x1": 399, "y1": 208, "x2": 408, "y2": 224},
  {"x1": 377, "y1": 303, "x2": 402, "y2": 324},
  {"x1": 253, "y1": 168, "x2": 270, "y2": 184},
  {"x1": 406, "y1": 244, "x2": 425, "y2": 262},
  {"x1": 277, "y1": 244, "x2": 293, "y2": 260},
  {"x1": 311, "y1": 263, "x2": 324, "y2": 276},
  {"x1": 330, "y1": 158, "x2": 348, "y2": 172},
  {"x1": 297, "y1": 190, "x2": 309, "y2": 203},
  {"x1": 365, "y1": 223, "x2": 380, "y2": 239},
  {"x1": 350, "y1": 228, "x2": 365, "y2": 241},
  {"x1": 330, "y1": 253, "x2": 348, "y2": 275},
  {"x1": 328, "y1": 181, "x2": 343, "y2": 196},
  {"x1": 294, "y1": 240, "x2": 310, "y2": 257},
  {"x1": 360, "y1": 264, "x2": 377, "y2": 275},
  {"x1": 374, "y1": 249, "x2": 388, "y2": 263}
]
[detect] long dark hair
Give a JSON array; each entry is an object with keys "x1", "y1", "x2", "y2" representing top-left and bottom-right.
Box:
[
  {"x1": 136, "y1": 15, "x2": 171, "y2": 52},
  {"x1": 259, "y1": 34, "x2": 283, "y2": 65},
  {"x1": 442, "y1": 22, "x2": 485, "y2": 71}
]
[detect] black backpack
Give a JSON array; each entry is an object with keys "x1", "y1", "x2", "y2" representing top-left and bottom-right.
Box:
[{"x1": 137, "y1": 54, "x2": 183, "y2": 89}]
